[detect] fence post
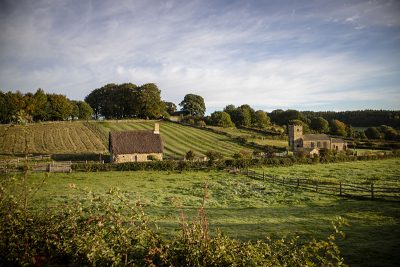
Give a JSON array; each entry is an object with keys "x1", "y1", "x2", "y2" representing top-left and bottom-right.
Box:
[
  {"x1": 297, "y1": 178, "x2": 299, "y2": 187},
  {"x1": 339, "y1": 182, "x2": 342, "y2": 196},
  {"x1": 371, "y1": 183, "x2": 374, "y2": 200},
  {"x1": 282, "y1": 177, "x2": 285, "y2": 186},
  {"x1": 272, "y1": 176, "x2": 275, "y2": 183},
  {"x1": 263, "y1": 171, "x2": 265, "y2": 180},
  {"x1": 315, "y1": 182, "x2": 318, "y2": 192}
]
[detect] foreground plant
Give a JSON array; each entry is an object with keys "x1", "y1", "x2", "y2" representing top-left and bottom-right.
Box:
[{"x1": 0, "y1": 172, "x2": 347, "y2": 266}]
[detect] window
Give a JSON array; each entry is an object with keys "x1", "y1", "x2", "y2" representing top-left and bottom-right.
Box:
[
  {"x1": 311, "y1": 142, "x2": 315, "y2": 148},
  {"x1": 147, "y1": 155, "x2": 153, "y2": 161},
  {"x1": 317, "y1": 142, "x2": 321, "y2": 148}
]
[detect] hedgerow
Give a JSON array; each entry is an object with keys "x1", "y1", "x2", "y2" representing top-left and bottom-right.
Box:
[
  {"x1": 0, "y1": 173, "x2": 347, "y2": 266},
  {"x1": 70, "y1": 151, "x2": 399, "y2": 172}
]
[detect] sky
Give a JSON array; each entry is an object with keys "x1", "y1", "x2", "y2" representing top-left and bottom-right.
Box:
[{"x1": 0, "y1": 0, "x2": 399, "y2": 114}]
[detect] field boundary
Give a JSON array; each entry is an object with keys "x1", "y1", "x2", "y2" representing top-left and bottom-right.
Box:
[{"x1": 236, "y1": 168, "x2": 400, "y2": 201}]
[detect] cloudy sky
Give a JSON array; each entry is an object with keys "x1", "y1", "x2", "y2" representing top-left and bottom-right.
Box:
[{"x1": 0, "y1": 0, "x2": 399, "y2": 113}]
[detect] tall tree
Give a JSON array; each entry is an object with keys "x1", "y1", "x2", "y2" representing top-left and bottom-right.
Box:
[
  {"x1": 179, "y1": 94, "x2": 206, "y2": 117},
  {"x1": 329, "y1": 119, "x2": 347, "y2": 136},
  {"x1": 77, "y1": 101, "x2": 93, "y2": 120},
  {"x1": 310, "y1": 117, "x2": 329, "y2": 133},
  {"x1": 254, "y1": 110, "x2": 270, "y2": 129},
  {"x1": 33, "y1": 89, "x2": 48, "y2": 121},
  {"x1": 364, "y1": 127, "x2": 381, "y2": 139},
  {"x1": 163, "y1": 101, "x2": 177, "y2": 115},
  {"x1": 210, "y1": 111, "x2": 234, "y2": 128},
  {"x1": 137, "y1": 83, "x2": 165, "y2": 119},
  {"x1": 46, "y1": 94, "x2": 73, "y2": 121}
]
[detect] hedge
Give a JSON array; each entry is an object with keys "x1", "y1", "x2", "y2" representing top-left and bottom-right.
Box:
[{"x1": 71, "y1": 152, "x2": 400, "y2": 172}]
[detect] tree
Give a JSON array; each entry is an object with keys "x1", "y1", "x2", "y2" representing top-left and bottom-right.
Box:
[
  {"x1": 85, "y1": 83, "x2": 139, "y2": 119},
  {"x1": 310, "y1": 117, "x2": 329, "y2": 133},
  {"x1": 70, "y1": 100, "x2": 80, "y2": 120},
  {"x1": 137, "y1": 83, "x2": 166, "y2": 119},
  {"x1": 179, "y1": 94, "x2": 206, "y2": 117},
  {"x1": 364, "y1": 127, "x2": 381, "y2": 139},
  {"x1": 235, "y1": 106, "x2": 252, "y2": 127},
  {"x1": 210, "y1": 111, "x2": 234, "y2": 128},
  {"x1": 77, "y1": 101, "x2": 93, "y2": 120},
  {"x1": 46, "y1": 94, "x2": 73, "y2": 121},
  {"x1": 33, "y1": 89, "x2": 49, "y2": 121},
  {"x1": 289, "y1": 119, "x2": 310, "y2": 133},
  {"x1": 254, "y1": 110, "x2": 270, "y2": 129},
  {"x1": 164, "y1": 101, "x2": 177, "y2": 115},
  {"x1": 269, "y1": 109, "x2": 307, "y2": 125},
  {"x1": 329, "y1": 119, "x2": 347, "y2": 136}
]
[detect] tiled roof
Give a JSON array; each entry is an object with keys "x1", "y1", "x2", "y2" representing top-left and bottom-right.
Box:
[
  {"x1": 110, "y1": 131, "x2": 163, "y2": 154},
  {"x1": 302, "y1": 134, "x2": 330, "y2": 141}
]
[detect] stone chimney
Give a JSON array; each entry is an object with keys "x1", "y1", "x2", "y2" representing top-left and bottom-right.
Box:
[{"x1": 154, "y1": 123, "x2": 160, "y2": 134}]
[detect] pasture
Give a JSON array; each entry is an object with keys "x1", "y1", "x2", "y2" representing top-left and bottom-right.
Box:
[
  {"x1": 15, "y1": 158, "x2": 400, "y2": 267},
  {"x1": 0, "y1": 120, "x2": 253, "y2": 159}
]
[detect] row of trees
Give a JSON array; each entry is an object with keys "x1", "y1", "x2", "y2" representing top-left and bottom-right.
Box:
[
  {"x1": 85, "y1": 83, "x2": 166, "y2": 119},
  {"x1": 301, "y1": 110, "x2": 400, "y2": 128},
  {"x1": 290, "y1": 115, "x2": 399, "y2": 140},
  {"x1": 208, "y1": 104, "x2": 271, "y2": 129},
  {"x1": 85, "y1": 83, "x2": 206, "y2": 120},
  {"x1": 0, "y1": 89, "x2": 92, "y2": 124}
]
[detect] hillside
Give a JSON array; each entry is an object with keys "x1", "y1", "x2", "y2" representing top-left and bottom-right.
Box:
[{"x1": 0, "y1": 120, "x2": 254, "y2": 159}]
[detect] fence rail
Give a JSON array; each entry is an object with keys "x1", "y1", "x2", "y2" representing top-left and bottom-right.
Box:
[
  {"x1": 1, "y1": 161, "x2": 72, "y2": 173},
  {"x1": 237, "y1": 168, "x2": 400, "y2": 201}
]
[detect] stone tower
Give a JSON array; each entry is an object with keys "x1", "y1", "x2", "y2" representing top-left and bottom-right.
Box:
[{"x1": 288, "y1": 124, "x2": 303, "y2": 150}]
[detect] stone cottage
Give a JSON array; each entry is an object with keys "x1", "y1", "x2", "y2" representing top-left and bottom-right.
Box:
[
  {"x1": 109, "y1": 123, "x2": 163, "y2": 163},
  {"x1": 288, "y1": 124, "x2": 347, "y2": 154}
]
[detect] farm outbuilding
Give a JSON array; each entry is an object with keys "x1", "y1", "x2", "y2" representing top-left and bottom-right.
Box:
[{"x1": 109, "y1": 123, "x2": 163, "y2": 163}]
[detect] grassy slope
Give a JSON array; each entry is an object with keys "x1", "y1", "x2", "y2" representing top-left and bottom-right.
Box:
[
  {"x1": 0, "y1": 122, "x2": 107, "y2": 155},
  {"x1": 0, "y1": 120, "x2": 253, "y2": 158},
  {"x1": 206, "y1": 125, "x2": 288, "y2": 148},
  {"x1": 18, "y1": 158, "x2": 400, "y2": 267},
  {"x1": 89, "y1": 120, "x2": 252, "y2": 158}
]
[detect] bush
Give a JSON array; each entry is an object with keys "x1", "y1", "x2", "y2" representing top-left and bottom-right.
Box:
[{"x1": 0, "y1": 174, "x2": 347, "y2": 266}]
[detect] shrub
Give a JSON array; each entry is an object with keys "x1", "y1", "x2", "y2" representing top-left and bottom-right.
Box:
[{"x1": 0, "y1": 174, "x2": 347, "y2": 266}]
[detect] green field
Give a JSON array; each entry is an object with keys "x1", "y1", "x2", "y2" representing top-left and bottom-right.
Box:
[
  {"x1": 206, "y1": 125, "x2": 288, "y2": 148},
  {"x1": 0, "y1": 120, "x2": 254, "y2": 158},
  {"x1": 14, "y1": 158, "x2": 400, "y2": 267}
]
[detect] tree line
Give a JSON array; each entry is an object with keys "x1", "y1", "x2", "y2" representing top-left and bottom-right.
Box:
[{"x1": 0, "y1": 89, "x2": 93, "y2": 124}]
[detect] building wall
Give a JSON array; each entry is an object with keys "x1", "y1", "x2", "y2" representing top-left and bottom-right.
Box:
[
  {"x1": 113, "y1": 153, "x2": 163, "y2": 163},
  {"x1": 303, "y1": 140, "x2": 330, "y2": 149},
  {"x1": 331, "y1": 142, "x2": 347, "y2": 151}
]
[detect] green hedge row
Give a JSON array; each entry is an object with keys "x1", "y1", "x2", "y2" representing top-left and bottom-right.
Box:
[{"x1": 71, "y1": 152, "x2": 399, "y2": 172}]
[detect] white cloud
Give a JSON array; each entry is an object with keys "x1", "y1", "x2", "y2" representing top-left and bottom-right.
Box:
[{"x1": 0, "y1": 0, "x2": 399, "y2": 111}]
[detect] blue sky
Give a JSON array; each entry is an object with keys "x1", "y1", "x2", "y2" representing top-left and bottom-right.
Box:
[{"x1": 0, "y1": 0, "x2": 399, "y2": 113}]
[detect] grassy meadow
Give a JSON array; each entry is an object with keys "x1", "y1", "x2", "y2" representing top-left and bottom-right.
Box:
[
  {"x1": 0, "y1": 120, "x2": 254, "y2": 159},
  {"x1": 9, "y1": 158, "x2": 400, "y2": 267}
]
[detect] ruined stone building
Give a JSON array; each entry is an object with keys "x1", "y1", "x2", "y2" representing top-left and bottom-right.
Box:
[
  {"x1": 109, "y1": 123, "x2": 163, "y2": 163},
  {"x1": 288, "y1": 124, "x2": 347, "y2": 155}
]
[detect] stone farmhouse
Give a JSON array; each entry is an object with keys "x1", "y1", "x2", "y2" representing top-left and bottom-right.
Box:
[
  {"x1": 109, "y1": 123, "x2": 163, "y2": 163},
  {"x1": 288, "y1": 124, "x2": 347, "y2": 155}
]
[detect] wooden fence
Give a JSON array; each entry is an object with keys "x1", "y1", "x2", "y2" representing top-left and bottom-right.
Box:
[
  {"x1": 237, "y1": 168, "x2": 400, "y2": 201},
  {"x1": 1, "y1": 161, "x2": 72, "y2": 173}
]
